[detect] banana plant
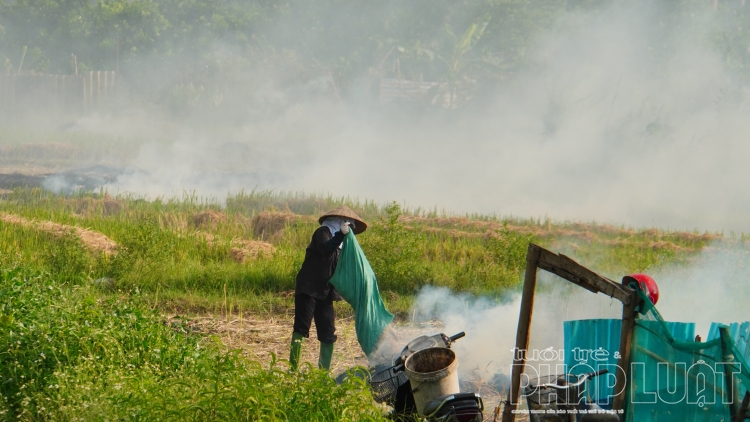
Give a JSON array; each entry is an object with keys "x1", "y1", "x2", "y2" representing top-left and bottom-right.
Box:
[
  {"x1": 444, "y1": 14, "x2": 491, "y2": 108},
  {"x1": 398, "y1": 14, "x2": 492, "y2": 109}
]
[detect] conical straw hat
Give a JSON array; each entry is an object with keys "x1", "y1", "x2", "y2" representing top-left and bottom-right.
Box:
[{"x1": 318, "y1": 205, "x2": 367, "y2": 234}]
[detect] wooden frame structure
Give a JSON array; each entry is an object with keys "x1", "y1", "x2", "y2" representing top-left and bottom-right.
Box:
[{"x1": 501, "y1": 243, "x2": 639, "y2": 422}]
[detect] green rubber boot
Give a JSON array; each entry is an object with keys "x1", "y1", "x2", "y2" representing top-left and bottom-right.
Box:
[
  {"x1": 319, "y1": 342, "x2": 334, "y2": 370},
  {"x1": 289, "y1": 332, "x2": 304, "y2": 371}
]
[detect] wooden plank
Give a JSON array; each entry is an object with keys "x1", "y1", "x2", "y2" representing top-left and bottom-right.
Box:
[
  {"x1": 612, "y1": 292, "x2": 637, "y2": 411},
  {"x1": 501, "y1": 244, "x2": 637, "y2": 418},
  {"x1": 502, "y1": 243, "x2": 541, "y2": 422},
  {"x1": 537, "y1": 249, "x2": 632, "y2": 305}
]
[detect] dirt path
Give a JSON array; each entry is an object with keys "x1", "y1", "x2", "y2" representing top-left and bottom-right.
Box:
[
  {"x1": 173, "y1": 312, "x2": 511, "y2": 421},
  {"x1": 168, "y1": 313, "x2": 370, "y2": 373}
]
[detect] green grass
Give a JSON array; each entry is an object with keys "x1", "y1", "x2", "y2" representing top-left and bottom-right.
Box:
[
  {"x1": 0, "y1": 191, "x2": 535, "y2": 311},
  {"x1": 0, "y1": 264, "x2": 386, "y2": 421},
  {"x1": 0, "y1": 188, "x2": 722, "y2": 316},
  {"x1": 0, "y1": 186, "x2": 734, "y2": 420}
]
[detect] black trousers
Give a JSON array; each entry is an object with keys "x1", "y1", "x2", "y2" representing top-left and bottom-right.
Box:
[{"x1": 293, "y1": 292, "x2": 337, "y2": 343}]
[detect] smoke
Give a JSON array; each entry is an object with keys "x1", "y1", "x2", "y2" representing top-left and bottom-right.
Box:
[
  {"x1": 386, "y1": 242, "x2": 750, "y2": 386},
  {"x1": 368, "y1": 278, "x2": 622, "y2": 386},
  {"x1": 345, "y1": 229, "x2": 750, "y2": 410},
  {"x1": 4, "y1": 1, "x2": 747, "y2": 233},
  {"x1": 650, "y1": 242, "x2": 750, "y2": 337},
  {"x1": 33, "y1": 1, "x2": 735, "y2": 233}
]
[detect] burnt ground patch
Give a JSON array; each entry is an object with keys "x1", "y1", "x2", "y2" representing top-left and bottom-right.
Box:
[
  {"x1": 0, "y1": 173, "x2": 46, "y2": 190},
  {"x1": 42, "y1": 166, "x2": 121, "y2": 193},
  {"x1": 0, "y1": 166, "x2": 123, "y2": 193}
]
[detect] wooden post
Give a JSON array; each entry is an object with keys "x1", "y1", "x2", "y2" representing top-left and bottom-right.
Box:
[
  {"x1": 502, "y1": 243, "x2": 541, "y2": 422},
  {"x1": 612, "y1": 290, "x2": 637, "y2": 412}
]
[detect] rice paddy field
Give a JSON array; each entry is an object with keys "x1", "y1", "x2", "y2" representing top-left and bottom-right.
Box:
[{"x1": 0, "y1": 127, "x2": 737, "y2": 421}]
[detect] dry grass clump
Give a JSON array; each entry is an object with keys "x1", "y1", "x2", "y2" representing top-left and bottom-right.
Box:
[
  {"x1": 230, "y1": 239, "x2": 276, "y2": 263},
  {"x1": 197, "y1": 232, "x2": 275, "y2": 263},
  {"x1": 400, "y1": 215, "x2": 503, "y2": 231},
  {"x1": 251, "y1": 211, "x2": 306, "y2": 240},
  {"x1": 646, "y1": 240, "x2": 690, "y2": 251},
  {"x1": 156, "y1": 212, "x2": 188, "y2": 232},
  {"x1": 413, "y1": 225, "x2": 484, "y2": 239},
  {"x1": 404, "y1": 214, "x2": 716, "y2": 255},
  {"x1": 0, "y1": 213, "x2": 118, "y2": 254},
  {"x1": 66, "y1": 195, "x2": 123, "y2": 216},
  {"x1": 191, "y1": 210, "x2": 227, "y2": 229}
]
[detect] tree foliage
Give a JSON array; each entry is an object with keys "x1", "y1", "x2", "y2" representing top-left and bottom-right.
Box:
[{"x1": 0, "y1": 0, "x2": 748, "y2": 113}]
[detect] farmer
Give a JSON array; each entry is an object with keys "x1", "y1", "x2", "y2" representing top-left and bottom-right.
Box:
[{"x1": 289, "y1": 206, "x2": 367, "y2": 371}]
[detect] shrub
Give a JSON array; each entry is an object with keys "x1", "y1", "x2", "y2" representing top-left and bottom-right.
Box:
[{"x1": 362, "y1": 202, "x2": 430, "y2": 294}]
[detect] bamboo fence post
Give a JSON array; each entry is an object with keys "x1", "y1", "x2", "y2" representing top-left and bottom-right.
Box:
[
  {"x1": 96, "y1": 70, "x2": 101, "y2": 104},
  {"x1": 82, "y1": 73, "x2": 87, "y2": 112},
  {"x1": 89, "y1": 71, "x2": 94, "y2": 109}
]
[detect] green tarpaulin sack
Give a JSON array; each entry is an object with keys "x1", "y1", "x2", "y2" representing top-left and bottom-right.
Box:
[{"x1": 329, "y1": 231, "x2": 394, "y2": 356}]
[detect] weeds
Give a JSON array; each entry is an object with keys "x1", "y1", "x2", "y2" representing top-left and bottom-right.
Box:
[
  {"x1": 0, "y1": 264, "x2": 386, "y2": 421},
  {"x1": 363, "y1": 202, "x2": 431, "y2": 293}
]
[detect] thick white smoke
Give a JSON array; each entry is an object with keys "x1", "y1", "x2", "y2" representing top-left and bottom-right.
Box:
[
  {"x1": 390, "y1": 243, "x2": 750, "y2": 386},
  {"x1": 71, "y1": 1, "x2": 749, "y2": 233},
  {"x1": 650, "y1": 242, "x2": 750, "y2": 337}
]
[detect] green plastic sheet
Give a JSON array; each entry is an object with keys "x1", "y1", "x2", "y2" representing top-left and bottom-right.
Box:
[
  {"x1": 561, "y1": 290, "x2": 750, "y2": 420},
  {"x1": 625, "y1": 290, "x2": 750, "y2": 422},
  {"x1": 563, "y1": 318, "x2": 695, "y2": 403},
  {"x1": 329, "y1": 231, "x2": 394, "y2": 356}
]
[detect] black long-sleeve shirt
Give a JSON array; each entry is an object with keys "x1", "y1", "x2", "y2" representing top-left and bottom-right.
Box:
[{"x1": 294, "y1": 226, "x2": 345, "y2": 299}]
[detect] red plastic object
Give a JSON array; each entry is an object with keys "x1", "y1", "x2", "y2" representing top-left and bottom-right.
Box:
[{"x1": 622, "y1": 273, "x2": 659, "y2": 305}]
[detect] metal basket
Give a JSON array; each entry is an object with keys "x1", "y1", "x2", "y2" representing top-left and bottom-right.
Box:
[{"x1": 370, "y1": 366, "x2": 409, "y2": 405}]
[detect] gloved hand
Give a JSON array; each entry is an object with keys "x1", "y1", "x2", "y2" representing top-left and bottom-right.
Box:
[{"x1": 340, "y1": 222, "x2": 350, "y2": 235}]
